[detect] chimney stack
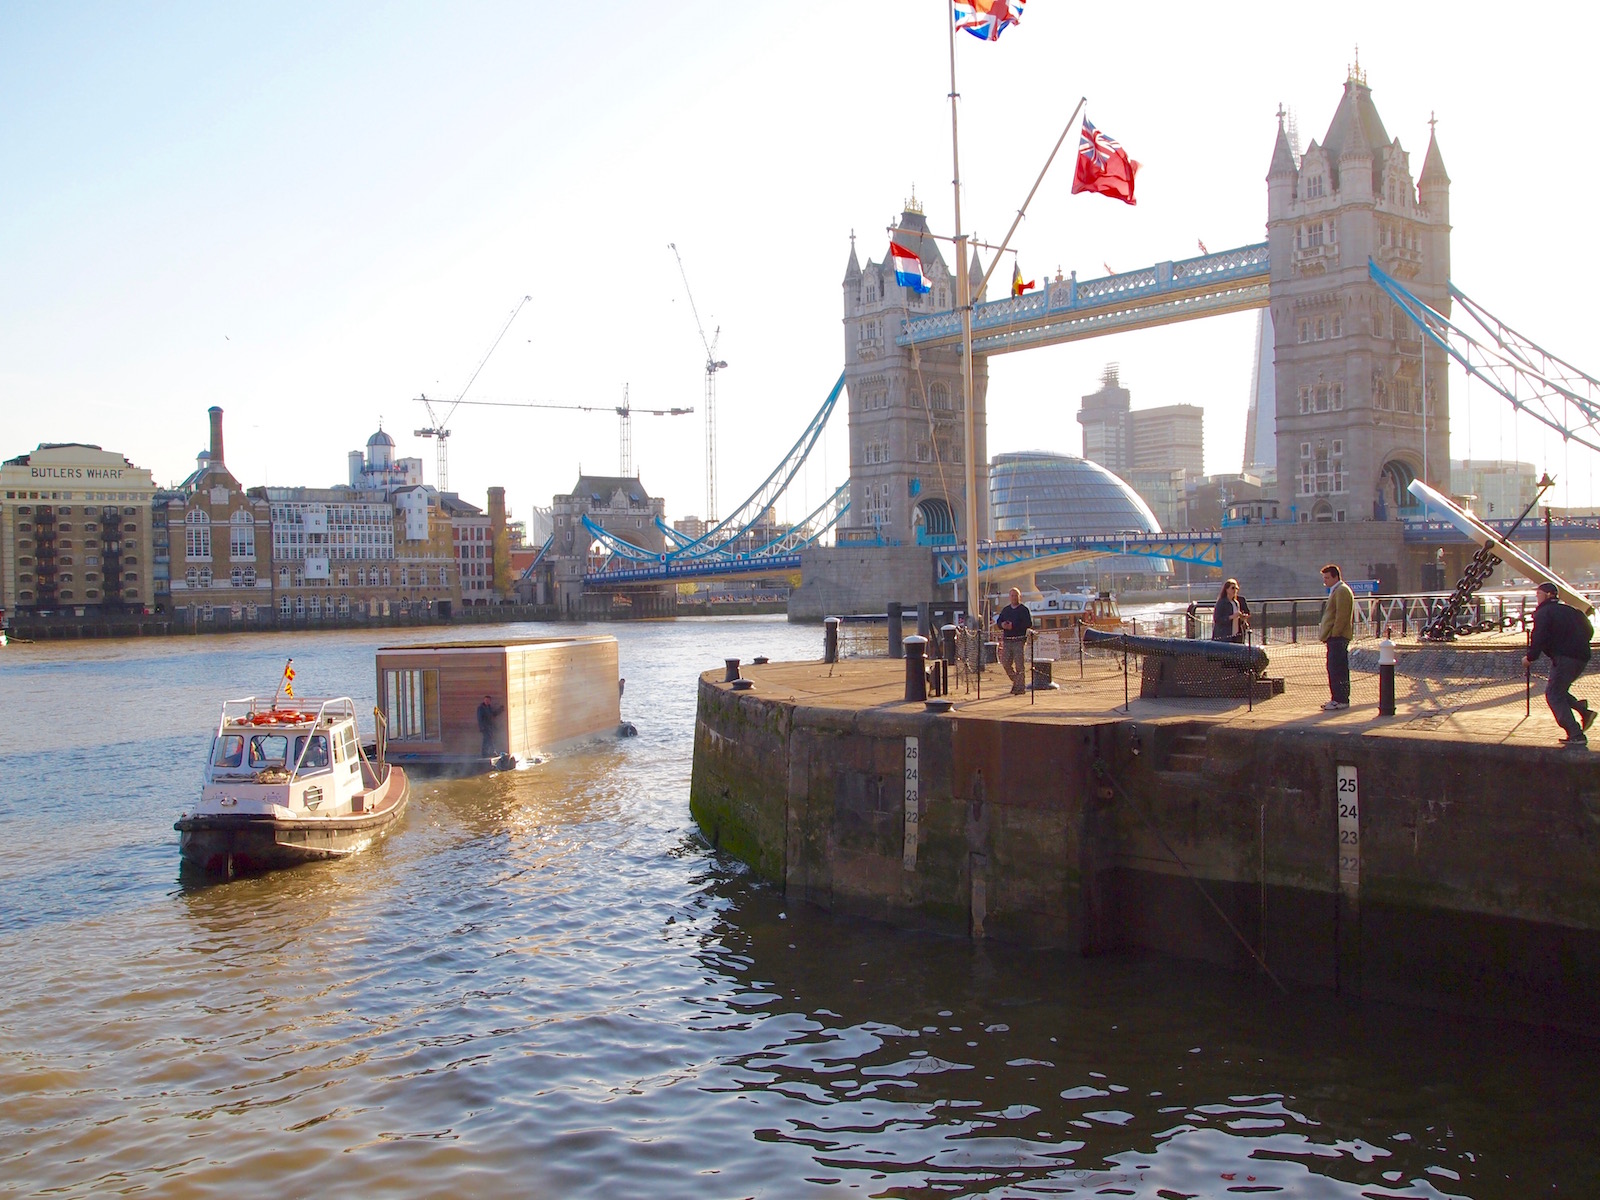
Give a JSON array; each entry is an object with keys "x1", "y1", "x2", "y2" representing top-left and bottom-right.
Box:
[{"x1": 208, "y1": 406, "x2": 225, "y2": 466}]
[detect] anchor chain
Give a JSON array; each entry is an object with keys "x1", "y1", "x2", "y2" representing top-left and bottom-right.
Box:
[{"x1": 1420, "y1": 543, "x2": 1513, "y2": 641}]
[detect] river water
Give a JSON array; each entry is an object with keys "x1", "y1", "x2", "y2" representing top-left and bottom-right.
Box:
[{"x1": 0, "y1": 616, "x2": 1593, "y2": 1197}]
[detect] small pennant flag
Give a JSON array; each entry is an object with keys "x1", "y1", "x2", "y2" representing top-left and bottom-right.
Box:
[
  {"x1": 282, "y1": 659, "x2": 296, "y2": 699},
  {"x1": 889, "y1": 242, "x2": 931, "y2": 295},
  {"x1": 1198, "y1": 239, "x2": 1209, "y2": 254},
  {"x1": 1011, "y1": 262, "x2": 1036, "y2": 296},
  {"x1": 953, "y1": 0, "x2": 1026, "y2": 41}
]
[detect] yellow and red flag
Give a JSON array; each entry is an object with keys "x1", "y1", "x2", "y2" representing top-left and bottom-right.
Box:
[
  {"x1": 282, "y1": 659, "x2": 296, "y2": 699},
  {"x1": 1011, "y1": 263, "x2": 1036, "y2": 297}
]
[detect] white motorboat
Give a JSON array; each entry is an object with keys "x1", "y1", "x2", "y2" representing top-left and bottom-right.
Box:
[{"x1": 176, "y1": 696, "x2": 409, "y2": 876}]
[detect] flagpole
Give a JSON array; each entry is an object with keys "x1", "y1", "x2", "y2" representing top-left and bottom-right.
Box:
[
  {"x1": 948, "y1": 1, "x2": 981, "y2": 627},
  {"x1": 975, "y1": 96, "x2": 1087, "y2": 300}
]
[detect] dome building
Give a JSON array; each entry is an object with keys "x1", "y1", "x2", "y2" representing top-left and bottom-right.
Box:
[
  {"x1": 348, "y1": 425, "x2": 424, "y2": 494},
  {"x1": 989, "y1": 450, "x2": 1169, "y2": 584}
]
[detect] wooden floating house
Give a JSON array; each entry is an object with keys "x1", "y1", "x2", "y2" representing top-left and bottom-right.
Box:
[{"x1": 375, "y1": 636, "x2": 621, "y2": 772}]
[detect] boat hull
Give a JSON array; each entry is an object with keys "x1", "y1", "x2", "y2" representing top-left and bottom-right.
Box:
[{"x1": 177, "y1": 766, "x2": 409, "y2": 876}]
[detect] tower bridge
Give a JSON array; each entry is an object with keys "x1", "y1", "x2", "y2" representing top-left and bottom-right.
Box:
[{"x1": 576, "y1": 65, "x2": 1600, "y2": 612}]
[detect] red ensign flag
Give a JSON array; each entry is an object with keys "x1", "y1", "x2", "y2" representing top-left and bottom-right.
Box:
[{"x1": 1072, "y1": 119, "x2": 1139, "y2": 206}]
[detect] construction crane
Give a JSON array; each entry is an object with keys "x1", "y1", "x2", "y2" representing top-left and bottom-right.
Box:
[
  {"x1": 441, "y1": 389, "x2": 693, "y2": 477},
  {"x1": 668, "y1": 243, "x2": 728, "y2": 522},
  {"x1": 414, "y1": 295, "x2": 532, "y2": 490}
]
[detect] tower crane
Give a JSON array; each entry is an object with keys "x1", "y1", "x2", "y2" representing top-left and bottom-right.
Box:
[
  {"x1": 414, "y1": 294, "x2": 532, "y2": 490},
  {"x1": 438, "y1": 390, "x2": 693, "y2": 478},
  {"x1": 668, "y1": 243, "x2": 728, "y2": 522}
]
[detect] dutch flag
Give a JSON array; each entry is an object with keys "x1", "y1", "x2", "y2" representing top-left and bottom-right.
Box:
[{"x1": 889, "y1": 242, "x2": 931, "y2": 295}]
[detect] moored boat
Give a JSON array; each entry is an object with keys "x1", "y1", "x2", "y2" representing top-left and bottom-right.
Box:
[
  {"x1": 1023, "y1": 588, "x2": 1122, "y2": 634},
  {"x1": 176, "y1": 696, "x2": 409, "y2": 876}
]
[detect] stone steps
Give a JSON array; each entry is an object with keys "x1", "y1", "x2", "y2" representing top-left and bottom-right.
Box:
[{"x1": 1163, "y1": 732, "x2": 1209, "y2": 774}]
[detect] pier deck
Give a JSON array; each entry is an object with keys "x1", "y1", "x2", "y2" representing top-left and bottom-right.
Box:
[{"x1": 691, "y1": 643, "x2": 1600, "y2": 1034}]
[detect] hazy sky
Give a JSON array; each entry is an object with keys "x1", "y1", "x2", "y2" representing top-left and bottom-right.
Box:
[{"x1": 4, "y1": 1, "x2": 1596, "y2": 524}]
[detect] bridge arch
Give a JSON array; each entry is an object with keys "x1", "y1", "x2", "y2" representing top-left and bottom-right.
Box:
[
  {"x1": 1377, "y1": 455, "x2": 1420, "y2": 521},
  {"x1": 913, "y1": 497, "x2": 955, "y2": 545}
]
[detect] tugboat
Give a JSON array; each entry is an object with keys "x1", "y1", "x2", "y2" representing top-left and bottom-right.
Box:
[{"x1": 176, "y1": 695, "x2": 409, "y2": 876}]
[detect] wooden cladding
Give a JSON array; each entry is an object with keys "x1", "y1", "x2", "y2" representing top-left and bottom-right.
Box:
[{"x1": 376, "y1": 637, "x2": 619, "y2": 762}]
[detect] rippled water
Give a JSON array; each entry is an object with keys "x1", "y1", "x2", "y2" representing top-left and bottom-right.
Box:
[{"x1": 1, "y1": 617, "x2": 1594, "y2": 1197}]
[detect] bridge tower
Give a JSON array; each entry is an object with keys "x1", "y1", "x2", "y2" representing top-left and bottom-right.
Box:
[
  {"x1": 1266, "y1": 59, "x2": 1451, "y2": 527},
  {"x1": 842, "y1": 200, "x2": 990, "y2": 547}
]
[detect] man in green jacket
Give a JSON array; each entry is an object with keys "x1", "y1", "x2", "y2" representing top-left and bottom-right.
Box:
[{"x1": 1318, "y1": 563, "x2": 1355, "y2": 710}]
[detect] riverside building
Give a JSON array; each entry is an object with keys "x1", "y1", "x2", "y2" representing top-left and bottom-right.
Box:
[
  {"x1": 166, "y1": 408, "x2": 275, "y2": 626},
  {"x1": 0, "y1": 442, "x2": 158, "y2": 616}
]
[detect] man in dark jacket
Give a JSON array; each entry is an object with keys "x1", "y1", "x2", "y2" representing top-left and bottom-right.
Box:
[
  {"x1": 1524, "y1": 582, "x2": 1595, "y2": 746},
  {"x1": 477, "y1": 694, "x2": 505, "y2": 757},
  {"x1": 995, "y1": 587, "x2": 1034, "y2": 696}
]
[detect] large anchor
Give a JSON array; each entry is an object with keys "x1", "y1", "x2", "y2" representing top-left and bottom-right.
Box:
[{"x1": 1420, "y1": 474, "x2": 1555, "y2": 641}]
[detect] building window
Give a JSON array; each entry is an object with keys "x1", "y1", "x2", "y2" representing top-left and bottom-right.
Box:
[
  {"x1": 279, "y1": 596, "x2": 291, "y2": 617},
  {"x1": 199, "y1": 568, "x2": 212, "y2": 588},
  {"x1": 1298, "y1": 320, "x2": 1309, "y2": 344},
  {"x1": 382, "y1": 668, "x2": 440, "y2": 741},
  {"x1": 231, "y1": 568, "x2": 243, "y2": 587},
  {"x1": 1331, "y1": 314, "x2": 1342, "y2": 337},
  {"x1": 230, "y1": 510, "x2": 255, "y2": 560},
  {"x1": 338, "y1": 595, "x2": 350, "y2": 617},
  {"x1": 243, "y1": 567, "x2": 256, "y2": 587},
  {"x1": 185, "y1": 509, "x2": 211, "y2": 560},
  {"x1": 1300, "y1": 442, "x2": 1311, "y2": 459}
]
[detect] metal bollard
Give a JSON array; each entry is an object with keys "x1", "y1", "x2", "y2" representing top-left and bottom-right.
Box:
[
  {"x1": 724, "y1": 658, "x2": 741, "y2": 683},
  {"x1": 904, "y1": 635, "x2": 927, "y2": 702},
  {"x1": 887, "y1": 602, "x2": 904, "y2": 660},
  {"x1": 941, "y1": 623, "x2": 958, "y2": 665},
  {"x1": 824, "y1": 617, "x2": 840, "y2": 664},
  {"x1": 1378, "y1": 635, "x2": 1396, "y2": 716}
]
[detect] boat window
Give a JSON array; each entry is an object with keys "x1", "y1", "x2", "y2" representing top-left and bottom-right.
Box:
[
  {"x1": 248, "y1": 734, "x2": 289, "y2": 768},
  {"x1": 213, "y1": 735, "x2": 245, "y2": 768},
  {"x1": 293, "y1": 735, "x2": 330, "y2": 770},
  {"x1": 383, "y1": 667, "x2": 440, "y2": 741},
  {"x1": 340, "y1": 726, "x2": 359, "y2": 764}
]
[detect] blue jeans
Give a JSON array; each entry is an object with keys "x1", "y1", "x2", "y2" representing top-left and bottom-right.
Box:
[
  {"x1": 1546, "y1": 655, "x2": 1589, "y2": 739},
  {"x1": 1325, "y1": 637, "x2": 1350, "y2": 704}
]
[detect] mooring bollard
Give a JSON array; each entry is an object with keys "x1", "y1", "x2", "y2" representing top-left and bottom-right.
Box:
[
  {"x1": 724, "y1": 657, "x2": 741, "y2": 683},
  {"x1": 904, "y1": 635, "x2": 927, "y2": 702},
  {"x1": 824, "y1": 616, "x2": 839, "y2": 664},
  {"x1": 1378, "y1": 634, "x2": 1396, "y2": 716},
  {"x1": 917, "y1": 601, "x2": 932, "y2": 639},
  {"x1": 887, "y1": 602, "x2": 904, "y2": 660},
  {"x1": 941, "y1": 623, "x2": 958, "y2": 665}
]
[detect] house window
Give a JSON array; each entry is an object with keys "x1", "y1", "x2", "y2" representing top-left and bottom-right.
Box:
[
  {"x1": 185, "y1": 510, "x2": 211, "y2": 560},
  {"x1": 229, "y1": 510, "x2": 254, "y2": 560},
  {"x1": 382, "y1": 668, "x2": 440, "y2": 741}
]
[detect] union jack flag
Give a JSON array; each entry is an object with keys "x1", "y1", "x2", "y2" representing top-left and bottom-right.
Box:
[{"x1": 953, "y1": 0, "x2": 1025, "y2": 42}]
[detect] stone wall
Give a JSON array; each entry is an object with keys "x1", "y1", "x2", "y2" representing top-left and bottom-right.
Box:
[
  {"x1": 691, "y1": 675, "x2": 1600, "y2": 1032},
  {"x1": 789, "y1": 545, "x2": 944, "y2": 620},
  {"x1": 1222, "y1": 520, "x2": 1409, "y2": 595}
]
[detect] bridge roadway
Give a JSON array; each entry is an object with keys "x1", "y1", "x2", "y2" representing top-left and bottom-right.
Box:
[
  {"x1": 899, "y1": 242, "x2": 1269, "y2": 355},
  {"x1": 581, "y1": 516, "x2": 1600, "y2": 588}
]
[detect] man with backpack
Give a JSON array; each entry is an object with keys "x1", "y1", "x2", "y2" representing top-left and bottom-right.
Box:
[{"x1": 1525, "y1": 581, "x2": 1595, "y2": 747}]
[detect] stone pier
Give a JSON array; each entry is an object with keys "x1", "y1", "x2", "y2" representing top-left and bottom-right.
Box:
[{"x1": 691, "y1": 652, "x2": 1600, "y2": 1033}]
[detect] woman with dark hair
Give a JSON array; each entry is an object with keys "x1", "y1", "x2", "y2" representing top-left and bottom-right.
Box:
[{"x1": 1212, "y1": 578, "x2": 1250, "y2": 643}]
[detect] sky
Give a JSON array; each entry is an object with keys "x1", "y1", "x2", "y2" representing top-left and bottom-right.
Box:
[{"x1": 4, "y1": 1, "x2": 1598, "y2": 526}]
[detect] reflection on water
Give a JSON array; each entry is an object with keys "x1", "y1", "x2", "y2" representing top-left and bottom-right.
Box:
[{"x1": 0, "y1": 617, "x2": 1593, "y2": 1196}]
